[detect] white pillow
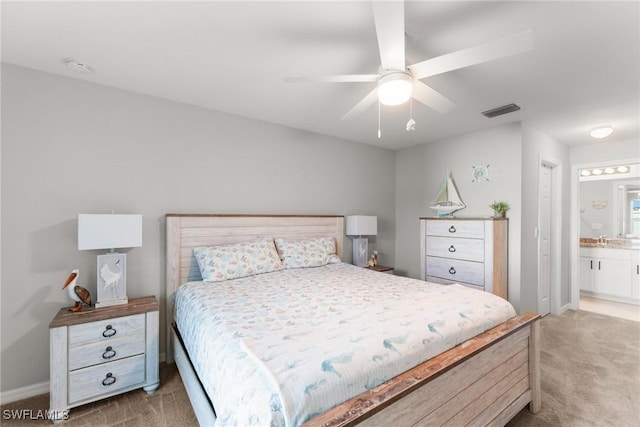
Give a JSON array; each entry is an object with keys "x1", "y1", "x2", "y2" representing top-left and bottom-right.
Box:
[
  {"x1": 274, "y1": 237, "x2": 341, "y2": 269},
  {"x1": 193, "y1": 237, "x2": 284, "y2": 282}
]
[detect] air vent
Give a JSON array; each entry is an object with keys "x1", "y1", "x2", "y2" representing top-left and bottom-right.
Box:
[{"x1": 481, "y1": 103, "x2": 521, "y2": 118}]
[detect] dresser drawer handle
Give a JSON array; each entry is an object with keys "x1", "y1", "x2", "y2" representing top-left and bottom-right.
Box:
[
  {"x1": 102, "y1": 373, "x2": 116, "y2": 386},
  {"x1": 102, "y1": 346, "x2": 116, "y2": 360},
  {"x1": 102, "y1": 325, "x2": 116, "y2": 338},
  {"x1": 448, "y1": 245, "x2": 456, "y2": 253},
  {"x1": 449, "y1": 267, "x2": 456, "y2": 275},
  {"x1": 448, "y1": 226, "x2": 456, "y2": 233}
]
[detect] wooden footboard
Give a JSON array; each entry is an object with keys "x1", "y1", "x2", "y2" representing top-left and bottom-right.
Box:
[{"x1": 304, "y1": 312, "x2": 540, "y2": 427}]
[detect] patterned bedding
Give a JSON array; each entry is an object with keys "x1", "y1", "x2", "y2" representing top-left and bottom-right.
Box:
[{"x1": 175, "y1": 262, "x2": 516, "y2": 427}]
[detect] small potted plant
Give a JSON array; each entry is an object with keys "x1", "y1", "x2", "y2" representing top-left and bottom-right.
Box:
[{"x1": 489, "y1": 201, "x2": 510, "y2": 218}]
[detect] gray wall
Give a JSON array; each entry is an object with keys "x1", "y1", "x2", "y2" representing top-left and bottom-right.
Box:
[
  {"x1": 0, "y1": 64, "x2": 396, "y2": 393},
  {"x1": 395, "y1": 123, "x2": 524, "y2": 308}
]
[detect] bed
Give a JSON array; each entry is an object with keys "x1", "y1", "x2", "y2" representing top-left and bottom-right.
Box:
[{"x1": 165, "y1": 214, "x2": 540, "y2": 427}]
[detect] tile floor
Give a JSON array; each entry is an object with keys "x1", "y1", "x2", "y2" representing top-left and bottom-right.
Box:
[{"x1": 579, "y1": 295, "x2": 640, "y2": 322}]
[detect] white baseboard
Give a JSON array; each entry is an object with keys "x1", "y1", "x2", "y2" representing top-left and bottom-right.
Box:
[
  {"x1": 0, "y1": 381, "x2": 49, "y2": 405},
  {"x1": 558, "y1": 303, "x2": 571, "y2": 315},
  {"x1": 0, "y1": 352, "x2": 166, "y2": 405}
]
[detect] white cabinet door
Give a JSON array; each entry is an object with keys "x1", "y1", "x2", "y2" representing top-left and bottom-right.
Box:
[
  {"x1": 632, "y1": 251, "x2": 640, "y2": 300},
  {"x1": 579, "y1": 257, "x2": 594, "y2": 292},
  {"x1": 594, "y1": 258, "x2": 632, "y2": 298}
]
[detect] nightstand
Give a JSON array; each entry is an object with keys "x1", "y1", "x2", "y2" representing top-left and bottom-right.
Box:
[
  {"x1": 49, "y1": 296, "x2": 159, "y2": 423},
  {"x1": 365, "y1": 265, "x2": 394, "y2": 274}
]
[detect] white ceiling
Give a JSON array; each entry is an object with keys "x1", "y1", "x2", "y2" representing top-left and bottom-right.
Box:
[{"x1": 2, "y1": 1, "x2": 638, "y2": 150}]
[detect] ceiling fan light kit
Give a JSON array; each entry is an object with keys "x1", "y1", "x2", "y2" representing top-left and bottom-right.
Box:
[
  {"x1": 284, "y1": 1, "x2": 534, "y2": 135},
  {"x1": 377, "y1": 71, "x2": 413, "y2": 106}
]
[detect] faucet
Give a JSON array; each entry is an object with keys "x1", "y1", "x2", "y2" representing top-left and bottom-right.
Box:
[{"x1": 598, "y1": 235, "x2": 607, "y2": 244}]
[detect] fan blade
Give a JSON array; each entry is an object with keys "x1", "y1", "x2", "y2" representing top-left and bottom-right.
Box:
[
  {"x1": 409, "y1": 29, "x2": 534, "y2": 80},
  {"x1": 372, "y1": 0, "x2": 405, "y2": 71},
  {"x1": 341, "y1": 88, "x2": 378, "y2": 120},
  {"x1": 284, "y1": 75, "x2": 378, "y2": 83},
  {"x1": 411, "y1": 81, "x2": 456, "y2": 113}
]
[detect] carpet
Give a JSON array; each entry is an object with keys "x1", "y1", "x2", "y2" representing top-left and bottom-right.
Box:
[{"x1": 2, "y1": 309, "x2": 638, "y2": 426}]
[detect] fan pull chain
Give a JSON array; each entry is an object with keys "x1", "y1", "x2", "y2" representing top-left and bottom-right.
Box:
[
  {"x1": 406, "y1": 97, "x2": 416, "y2": 131},
  {"x1": 378, "y1": 99, "x2": 381, "y2": 138}
]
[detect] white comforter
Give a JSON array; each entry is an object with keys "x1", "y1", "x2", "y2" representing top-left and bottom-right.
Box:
[{"x1": 175, "y1": 263, "x2": 516, "y2": 426}]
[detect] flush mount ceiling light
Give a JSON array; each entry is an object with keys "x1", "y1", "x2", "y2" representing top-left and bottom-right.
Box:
[
  {"x1": 589, "y1": 125, "x2": 613, "y2": 139},
  {"x1": 64, "y1": 57, "x2": 93, "y2": 74},
  {"x1": 377, "y1": 71, "x2": 413, "y2": 106}
]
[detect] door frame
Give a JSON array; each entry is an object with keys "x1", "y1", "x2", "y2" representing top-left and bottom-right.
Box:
[
  {"x1": 570, "y1": 156, "x2": 640, "y2": 310},
  {"x1": 538, "y1": 156, "x2": 563, "y2": 314}
]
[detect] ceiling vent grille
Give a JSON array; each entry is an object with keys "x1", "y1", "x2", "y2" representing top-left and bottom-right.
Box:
[{"x1": 481, "y1": 103, "x2": 521, "y2": 118}]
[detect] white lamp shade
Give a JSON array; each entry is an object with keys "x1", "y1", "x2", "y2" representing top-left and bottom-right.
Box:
[
  {"x1": 346, "y1": 215, "x2": 377, "y2": 236},
  {"x1": 78, "y1": 214, "x2": 143, "y2": 250}
]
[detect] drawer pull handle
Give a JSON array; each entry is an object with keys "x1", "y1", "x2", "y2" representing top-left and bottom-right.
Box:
[
  {"x1": 102, "y1": 373, "x2": 116, "y2": 387},
  {"x1": 102, "y1": 346, "x2": 116, "y2": 360},
  {"x1": 448, "y1": 245, "x2": 456, "y2": 253},
  {"x1": 102, "y1": 325, "x2": 116, "y2": 338},
  {"x1": 449, "y1": 267, "x2": 456, "y2": 275},
  {"x1": 448, "y1": 226, "x2": 456, "y2": 233}
]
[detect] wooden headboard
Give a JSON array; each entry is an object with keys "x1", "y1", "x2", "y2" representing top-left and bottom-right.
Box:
[{"x1": 165, "y1": 214, "x2": 344, "y2": 361}]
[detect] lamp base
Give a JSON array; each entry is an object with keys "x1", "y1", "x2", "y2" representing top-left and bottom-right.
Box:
[
  {"x1": 352, "y1": 237, "x2": 369, "y2": 267},
  {"x1": 95, "y1": 298, "x2": 128, "y2": 308},
  {"x1": 96, "y1": 252, "x2": 128, "y2": 308}
]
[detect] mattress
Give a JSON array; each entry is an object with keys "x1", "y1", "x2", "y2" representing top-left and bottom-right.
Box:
[{"x1": 175, "y1": 262, "x2": 516, "y2": 427}]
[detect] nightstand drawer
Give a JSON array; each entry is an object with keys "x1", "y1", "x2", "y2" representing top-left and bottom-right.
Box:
[
  {"x1": 426, "y1": 256, "x2": 484, "y2": 285},
  {"x1": 69, "y1": 334, "x2": 145, "y2": 371},
  {"x1": 68, "y1": 354, "x2": 146, "y2": 404},
  {"x1": 69, "y1": 314, "x2": 145, "y2": 347},
  {"x1": 426, "y1": 236, "x2": 484, "y2": 262},
  {"x1": 426, "y1": 220, "x2": 484, "y2": 239}
]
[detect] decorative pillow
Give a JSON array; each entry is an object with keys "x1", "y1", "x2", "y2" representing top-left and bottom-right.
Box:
[
  {"x1": 274, "y1": 237, "x2": 341, "y2": 269},
  {"x1": 193, "y1": 237, "x2": 283, "y2": 282}
]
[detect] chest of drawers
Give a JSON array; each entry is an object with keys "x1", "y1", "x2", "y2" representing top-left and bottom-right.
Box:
[
  {"x1": 420, "y1": 218, "x2": 508, "y2": 299},
  {"x1": 49, "y1": 296, "x2": 159, "y2": 422}
]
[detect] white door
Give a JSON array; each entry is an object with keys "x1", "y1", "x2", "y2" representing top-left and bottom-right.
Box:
[{"x1": 538, "y1": 163, "x2": 552, "y2": 315}]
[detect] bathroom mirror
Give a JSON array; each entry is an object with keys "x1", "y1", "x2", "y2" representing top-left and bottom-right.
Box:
[
  {"x1": 579, "y1": 163, "x2": 640, "y2": 239},
  {"x1": 618, "y1": 183, "x2": 640, "y2": 238}
]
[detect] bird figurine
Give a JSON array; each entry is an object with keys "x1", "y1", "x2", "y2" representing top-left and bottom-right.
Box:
[
  {"x1": 100, "y1": 259, "x2": 122, "y2": 300},
  {"x1": 62, "y1": 269, "x2": 92, "y2": 312}
]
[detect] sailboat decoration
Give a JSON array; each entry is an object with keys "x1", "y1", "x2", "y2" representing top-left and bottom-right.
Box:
[{"x1": 430, "y1": 171, "x2": 466, "y2": 217}]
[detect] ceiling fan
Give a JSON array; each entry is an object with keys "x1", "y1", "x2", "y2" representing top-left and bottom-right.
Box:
[{"x1": 285, "y1": 1, "x2": 533, "y2": 122}]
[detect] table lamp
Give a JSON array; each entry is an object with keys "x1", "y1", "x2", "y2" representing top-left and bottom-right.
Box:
[
  {"x1": 78, "y1": 214, "x2": 142, "y2": 307},
  {"x1": 346, "y1": 215, "x2": 377, "y2": 267}
]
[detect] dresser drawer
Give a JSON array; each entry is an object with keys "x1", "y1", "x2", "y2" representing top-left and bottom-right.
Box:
[
  {"x1": 426, "y1": 236, "x2": 484, "y2": 262},
  {"x1": 426, "y1": 220, "x2": 485, "y2": 239},
  {"x1": 69, "y1": 314, "x2": 145, "y2": 347},
  {"x1": 427, "y1": 276, "x2": 485, "y2": 292},
  {"x1": 69, "y1": 333, "x2": 145, "y2": 371},
  {"x1": 68, "y1": 354, "x2": 146, "y2": 404},
  {"x1": 426, "y1": 256, "x2": 484, "y2": 286}
]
